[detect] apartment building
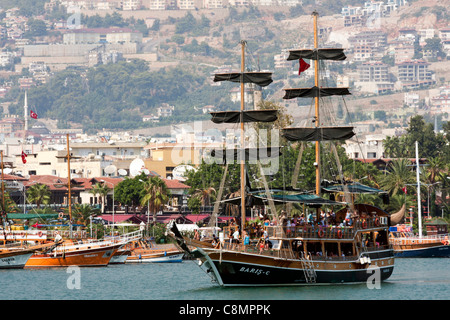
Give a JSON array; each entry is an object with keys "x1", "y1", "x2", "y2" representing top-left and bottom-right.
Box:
[
  {"x1": 397, "y1": 59, "x2": 435, "y2": 88},
  {"x1": 357, "y1": 61, "x2": 390, "y2": 82},
  {"x1": 348, "y1": 30, "x2": 387, "y2": 52},
  {"x1": 344, "y1": 134, "x2": 386, "y2": 160}
]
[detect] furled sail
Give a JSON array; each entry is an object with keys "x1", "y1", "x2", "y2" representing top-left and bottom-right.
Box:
[
  {"x1": 210, "y1": 109, "x2": 278, "y2": 124},
  {"x1": 282, "y1": 126, "x2": 355, "y2": 141},
  {"x1": 213, "y1": 72, "x2": 273, "y2": 87},
  {"x1": 283, "y1": 86, "x2": 351, "y2": 99},
  {"x1": 287, "y1": 48, "x2": 347, "y2": 61}
]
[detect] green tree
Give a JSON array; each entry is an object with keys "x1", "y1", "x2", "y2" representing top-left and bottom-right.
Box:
[
  {"x1": 26, "y1": 183, "x2": 51, "y2": 208},
  {"x1": 71, "y1": 204, "x2": 101, "y2": 225},
  {"x1": 89, "y1": 182, "x2": 111, "y2": 213},
  {"x1": 379, "y1": 159, "x2": 415, "y2": 196},
  {"x1": 114, "y1": 175, "x2": 146, "y2": 207},
  {"x1": 140, "y1": 176, "x2": 171, "y2": 225}
]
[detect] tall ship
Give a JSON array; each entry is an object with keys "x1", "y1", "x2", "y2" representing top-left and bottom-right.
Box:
[{"x1": 168, "y1": 12, "x2": 396, "y2": 286}]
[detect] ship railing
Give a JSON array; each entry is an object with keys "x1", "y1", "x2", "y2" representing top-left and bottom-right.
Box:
[
  {"x1": 266, "y1": 217, "x2": 388, "y2": 240},
  {"x1": 390, "y1": 233, "x2": 449, "y2": 244}
]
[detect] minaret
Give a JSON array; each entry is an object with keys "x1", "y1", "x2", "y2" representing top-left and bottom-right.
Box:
[{"x1": 24, "y1": 91, "x2": 28, "y2": 132}]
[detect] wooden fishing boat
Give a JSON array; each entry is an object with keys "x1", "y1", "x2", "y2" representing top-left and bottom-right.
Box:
[
  {"x1": 125, "y1": 239, "x2": 184, "y2": 263},
  {"x1": 388, "y1": 143, "x2": 450, "y2": 257},
  {"x1": 168, "y1": 11, "x2": 395, "y2": 286},
  {"x1": 25, "y1": 239, "x2": 122, "y2": 267},
  {"x1": 25, "y1": 230, "x2": 142, "y2": 267}
]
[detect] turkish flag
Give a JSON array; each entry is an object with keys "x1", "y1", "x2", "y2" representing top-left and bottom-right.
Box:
[
  {"x1": 21, "y1": 151, "x2": 27, "y2": 164},
  {"x1": 298, "y1": 58, "x2": 310, "y2": 75},
  {"x1": 30, "y1": 110, "x2": 38, "y2": 119},
  {"x1": 402, "y1": 186, "x2": 407, "y2": 194}
]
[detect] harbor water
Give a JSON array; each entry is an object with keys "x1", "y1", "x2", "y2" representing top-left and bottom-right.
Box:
[{"x1": 1, "y1": 258, "x2": 448, "y2": 301}]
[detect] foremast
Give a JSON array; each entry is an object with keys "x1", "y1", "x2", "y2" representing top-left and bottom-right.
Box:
[{"x1": 210, "y1": 40, "x2": 276, "y2": 234}]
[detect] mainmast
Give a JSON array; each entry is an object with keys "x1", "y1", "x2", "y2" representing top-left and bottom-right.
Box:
[
  {"x1": 239, "y1": 40, "x2": 246, "y2": 234},
  {"x1": 312, "y1": 11, "x2": 320, "y2": 197},
  {"x1": 66, "y1": 133, "x2": 73, "y2": 237}
]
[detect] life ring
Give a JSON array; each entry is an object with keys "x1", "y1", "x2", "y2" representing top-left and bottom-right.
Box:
[
  {"x1": 374, "y1": 218, "x2": 380, "y2": 226},
  {"x1": 318, "y1": 228, "x2": 324, "y2": 238},
  {"x1": 362, "y1": 220, "x2": 367, "y2": 229},
  {"x1": 38, "y1": 231, "x2": 43, "y2": 237},
  {"x1": 58, "y1": 212, "x2": 63, "y2": 219},
  {"x1": 337, "y1": 229, "x2": 343, "y2": 239}
]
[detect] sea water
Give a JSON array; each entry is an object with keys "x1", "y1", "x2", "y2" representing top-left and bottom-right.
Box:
[{"x1": 0, "y1": 258, "x2": 448, "y2": 301}]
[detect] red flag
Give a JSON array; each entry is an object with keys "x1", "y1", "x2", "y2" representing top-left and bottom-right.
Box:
[
  {"x1": 402, "y1": 186, "x2": 407, "y2": 194},
  {"x1": 298, "y1": 58, "x2": 310, "y2": 75},
  {"x1": 30, "y1": 110, "x2": 38, "y2": 119},
  {"x1": 21, "y1": 151, "x2": 27, "y2": 164}
]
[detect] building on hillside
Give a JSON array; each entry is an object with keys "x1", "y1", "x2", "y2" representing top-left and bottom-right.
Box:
[
  {"x1": 396, "y1": 59, "x2": 435, "y2": 89},
  {"x1": 344, "y1": 134, "x2": 386, "y2": 160},
  {"x1": 0, "y1": 116, "x2": 24, "y2": 135}
]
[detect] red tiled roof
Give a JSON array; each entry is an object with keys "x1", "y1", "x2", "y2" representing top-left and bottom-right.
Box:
[{"x1": 163, "y1": 179, "x2": 190, "y2": 189}]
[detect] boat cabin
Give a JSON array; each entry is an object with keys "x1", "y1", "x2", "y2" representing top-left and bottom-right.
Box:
[{"x1": 425, "y1": 220, "x2": 449, "y2": 236}]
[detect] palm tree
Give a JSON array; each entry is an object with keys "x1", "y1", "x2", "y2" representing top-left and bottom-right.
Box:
[
  {"x1": 193, "y1": 187, "x2": 216, "y2": 207},
  {"x1": 379, "y1": 159, "x2": 415, "y2": 196},
  {"x1": 89, "y1": 183, "x2": 110, "y2": 213},
  {"x1": 140, "y1": 176, "x2": 171, "y2": 225},
  {"x1": 26, "y1": 183, "x2": 51, "y2": 208},
  {"x1": 71, "y1": 204, "x2": 101, "y2": 225}
]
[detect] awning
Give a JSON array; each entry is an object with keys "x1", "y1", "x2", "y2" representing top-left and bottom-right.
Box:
[
  {"x1": 219, "y1": 193, "x2": 345, "y2": 207},
  {"x1": 100, "y1": 214, "x2": 135, "y2": 223},
  {"x1": 7, "y1": 213, "x2": 59, "y2": 219},
  {"x1": 322, "y1": 183, "x2": 387, "y2": 194},
  {"x1": 184, "y1": 214, "x2": 210, "y2": 223}
]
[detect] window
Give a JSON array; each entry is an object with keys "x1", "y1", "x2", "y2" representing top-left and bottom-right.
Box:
[{"x1": 367, "y1": 152, "x2": 377, "y2": 158}]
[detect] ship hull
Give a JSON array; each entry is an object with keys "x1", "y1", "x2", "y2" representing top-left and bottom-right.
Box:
[
  {"x1": 195, "y1": 248, "x2": 394, "y2": 286},
  {"x1": 393, "y1": 244, "x2": 450, "y2": 258},
  {"x1": 126, "y1": 251, "x2": 184, "y2": 263},
  {"x1": 0, "y1": 250, "x2": 34, "y2": 269},
  {"x1": 25, "y1": 244, "x2": 121, "y2": 267}
]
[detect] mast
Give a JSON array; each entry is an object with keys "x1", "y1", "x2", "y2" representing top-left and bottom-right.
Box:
[
  {"x1": 240, "y1": 40, "x2": 246, "y2": 235},
  {"x1": 66, "y1": 133, "x2": 73, "y2": 238},
  {"x1": 1, "y1": 151, "x2": 6, "y2": 237},
  {"x1": 415, "y1": 141, "x2": 422, "y2": 238},
  {"x1": 312, "y1": 11, "x2": 320, "y2": 197}
]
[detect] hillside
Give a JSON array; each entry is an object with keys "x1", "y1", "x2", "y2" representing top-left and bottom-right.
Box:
[{"x1": 1, "y1": 0, "x2": 449, "y2": 133}]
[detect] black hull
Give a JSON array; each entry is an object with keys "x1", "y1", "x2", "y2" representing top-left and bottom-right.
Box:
[
  {"x1": 208, "y1": 260, "x2": 393, "y2": 286},
  {"x1": 394, "y1": 244, "x2": 450, "y2": 258}
]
